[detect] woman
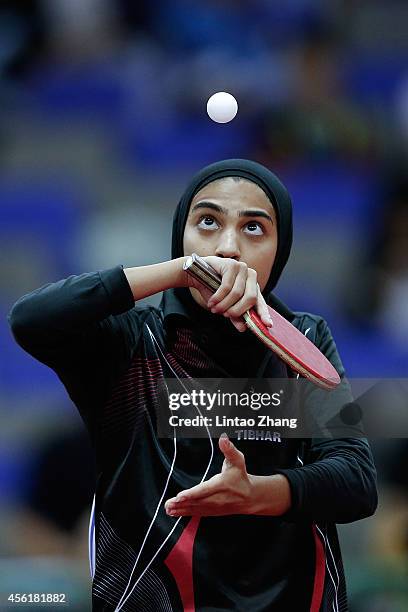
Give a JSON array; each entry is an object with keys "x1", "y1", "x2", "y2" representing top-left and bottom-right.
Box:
[{"x1": 9, "y1": 159, "x2": 377, "y2": 611}]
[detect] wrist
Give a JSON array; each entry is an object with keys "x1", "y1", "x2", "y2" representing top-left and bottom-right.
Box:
[
  {"x1": 173, "y1": 256, "x2": 190, "y2": 288},
  {"x1": 249, "y1": 474, "x2": 292, "y2": 516}
]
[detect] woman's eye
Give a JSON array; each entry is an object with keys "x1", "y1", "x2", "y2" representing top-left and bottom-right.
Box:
[
  {"x1": 244, "y1": 222, "x2": 264, "y2": 235},
  {"x1": 197, "y1": 215, "x2": 219, "y2": 230}
]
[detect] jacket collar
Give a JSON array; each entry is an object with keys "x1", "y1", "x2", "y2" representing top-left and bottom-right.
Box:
[
  {"x1": 159, "y1": 287, "x2": 295, "y2": 327},
  {"x1": 160, "y1": 288, "x2": 193, "y2": 329}
]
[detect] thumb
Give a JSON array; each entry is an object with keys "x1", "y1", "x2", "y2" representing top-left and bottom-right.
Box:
[{"x1": 219, "y1": 433, "x2": 245, "y2": 468}]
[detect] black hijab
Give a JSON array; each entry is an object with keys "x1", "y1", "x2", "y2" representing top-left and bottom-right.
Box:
[
  {"x1": 172, "y1": 158, "x2": 292, "y2": 296},
  {"x1": 168, "y1": 159, "x2": 293, "y2": 378}
]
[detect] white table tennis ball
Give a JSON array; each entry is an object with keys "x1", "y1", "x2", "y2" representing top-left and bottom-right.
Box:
[{"x1": 207, "y1": 92, "x2": 238, "y2": 123}]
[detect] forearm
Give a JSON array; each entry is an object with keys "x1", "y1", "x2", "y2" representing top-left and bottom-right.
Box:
[
  {"x1": 9, "y1": 257, "x2": 188, "y2": 344},
  {"x1": 123, "y1": 256, "x2": 187, "y2": 301},
  {"x1": 274, "y1": 440, "x2": 378, "y2": 523},
  {"x1": 249, "y1": 474, "x2": 292, "y2": 516},
  {"x1": 8, "y1": 265, "x2": 134, "y2": 341}
]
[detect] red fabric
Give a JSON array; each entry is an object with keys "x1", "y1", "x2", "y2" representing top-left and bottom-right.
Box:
[
  {"x1": 164, "y1": 516, "x2": 200, "y2": 612},
  {"x1": 310, "y1": 524, "x2": 326, "y2": 612}
]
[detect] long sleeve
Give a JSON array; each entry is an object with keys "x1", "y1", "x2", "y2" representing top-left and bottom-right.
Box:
[
  {"x1": 276, "y1": 318, "x2": 378, "y2": 524},
  {"x1": 8, "y1": 265, "x2": 143, "y2": 440}
]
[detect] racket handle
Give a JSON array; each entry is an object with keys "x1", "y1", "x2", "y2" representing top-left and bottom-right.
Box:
[{"x1": 182, "y1": 253, "x2": 222, "y2": 293}]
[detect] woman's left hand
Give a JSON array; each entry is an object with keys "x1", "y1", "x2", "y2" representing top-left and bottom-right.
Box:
[{"x1": 164, "y1": 434, "x2": 255, "y2": 517}]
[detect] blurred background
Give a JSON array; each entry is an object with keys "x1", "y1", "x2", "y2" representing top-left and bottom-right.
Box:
[{"x1": 0, "y1": 0, "x2": 407, "y2": 610}]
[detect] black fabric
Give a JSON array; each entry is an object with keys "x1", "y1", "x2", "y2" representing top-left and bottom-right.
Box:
[
  {"x1": 8, "y1": 265, "x2": 378, "y2": 612},
  {"x1": 162, "y1": 285, "x2": 288, "y2": 379}
]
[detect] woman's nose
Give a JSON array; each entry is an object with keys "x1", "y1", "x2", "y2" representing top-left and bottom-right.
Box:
[{"x1": 214, "y1": 231, "x2": 241, "y2": 260}]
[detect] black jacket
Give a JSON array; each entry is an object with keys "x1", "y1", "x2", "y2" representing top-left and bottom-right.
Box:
[{"x1": 8, "y1": 265, "x2": 377, "y2": 612}]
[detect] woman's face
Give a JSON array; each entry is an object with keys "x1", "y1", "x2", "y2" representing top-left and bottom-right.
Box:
[{"x1": 183, "y1": 177, "x2": 278, "y2": 310}]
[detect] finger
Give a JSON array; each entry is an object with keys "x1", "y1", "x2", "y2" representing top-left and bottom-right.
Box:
[
  {"x1": 218, "y1": 434, "x2": 246, "y2": 469},
  {"x1": 168, "y1": 475, "x2": 223, "y2": 504},
  {"x1": 255, "y1": 287, "x2": 273, "y2": 328},
  {"x1": 186, "y1": 258, "x2": 226, "y2": 306},
  {"x1": 166, "y1": 505, "x2": 220, "y2": 517},
  {"x1": 168, "y1": 492, "x2": 227, "y2": 509},
  {"x1": 223, "y1": 268, "x2": 258, "y2": 318},
  {"x1": 206, "y1": 260, "x2": 243, "y2": 309},
  {"x1": 166, "y1": 493, "x2": 248, "y2": 517},
  {"x1": 190, "y1": 282, "x2": 214, "y2": 305},
  {"x1": 168, "y1": 507, "x2": 231, "y2": 517},
  {"x1": 166, "y1": 493, "x2": 231, "y2": 516},
  {"x1": 199, "y1": 286, "x2": 215, "y2": 303},
  {"x1": 211, "y1": 262, "x2": 248, "y2": 313}
]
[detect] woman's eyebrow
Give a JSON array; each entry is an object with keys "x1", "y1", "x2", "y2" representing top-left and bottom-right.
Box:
[
  {"x1": 238, "y1": 209, "x2": 273, "y2": 223},
  {"x1": 191, "y1": 201, "x2": 273, "y2": 223},
  {"x1": 191, "y1": 201, "x2": 228, "y2": 215}
]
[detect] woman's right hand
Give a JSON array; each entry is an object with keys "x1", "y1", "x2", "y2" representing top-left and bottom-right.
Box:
[{"x1": 183, "y1": 255, "x2": 273, "y2": 333}]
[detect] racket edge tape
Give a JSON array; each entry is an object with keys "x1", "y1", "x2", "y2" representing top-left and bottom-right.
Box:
[
  {"x1": 183, "y1": 253, "x2": 340, "y2": 390},
  {"x1": 242, "y1": 311, "x2": 339, "y2": 390}
]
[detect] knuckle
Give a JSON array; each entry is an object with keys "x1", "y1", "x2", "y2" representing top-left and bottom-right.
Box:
[
  {"x1": 225, "y1": 306, "x2": 237, "y2": 317},
  {"x1": 222, "y1": 281, "x2": 234, "y2": 293},
  {"x1": 237, "y1": 452, "x2": 246, "y2": 466},
  {"x1": 244, "y1": 293, "x2": 257, "y2": 307},
  {"x1": 230, "y1": 302, "x2": 242, "y2": 312},
  {"x1": 228, "y1": 308, "x2": 242, "y2": 320},
  {"x1": 230, "y1": 287, "x2": 242, "y2": 300},
  {"x1": 220, "y1": 277, "x2": 234, "y2": 292},
  {"x1": 224, "y1": 487, "x2": 234, "y2": 498}
]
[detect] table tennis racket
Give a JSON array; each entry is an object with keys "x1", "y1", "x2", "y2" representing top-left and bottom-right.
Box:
[{"x1": 183, "y1": 253, "x2": 340, "y2": 390}]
